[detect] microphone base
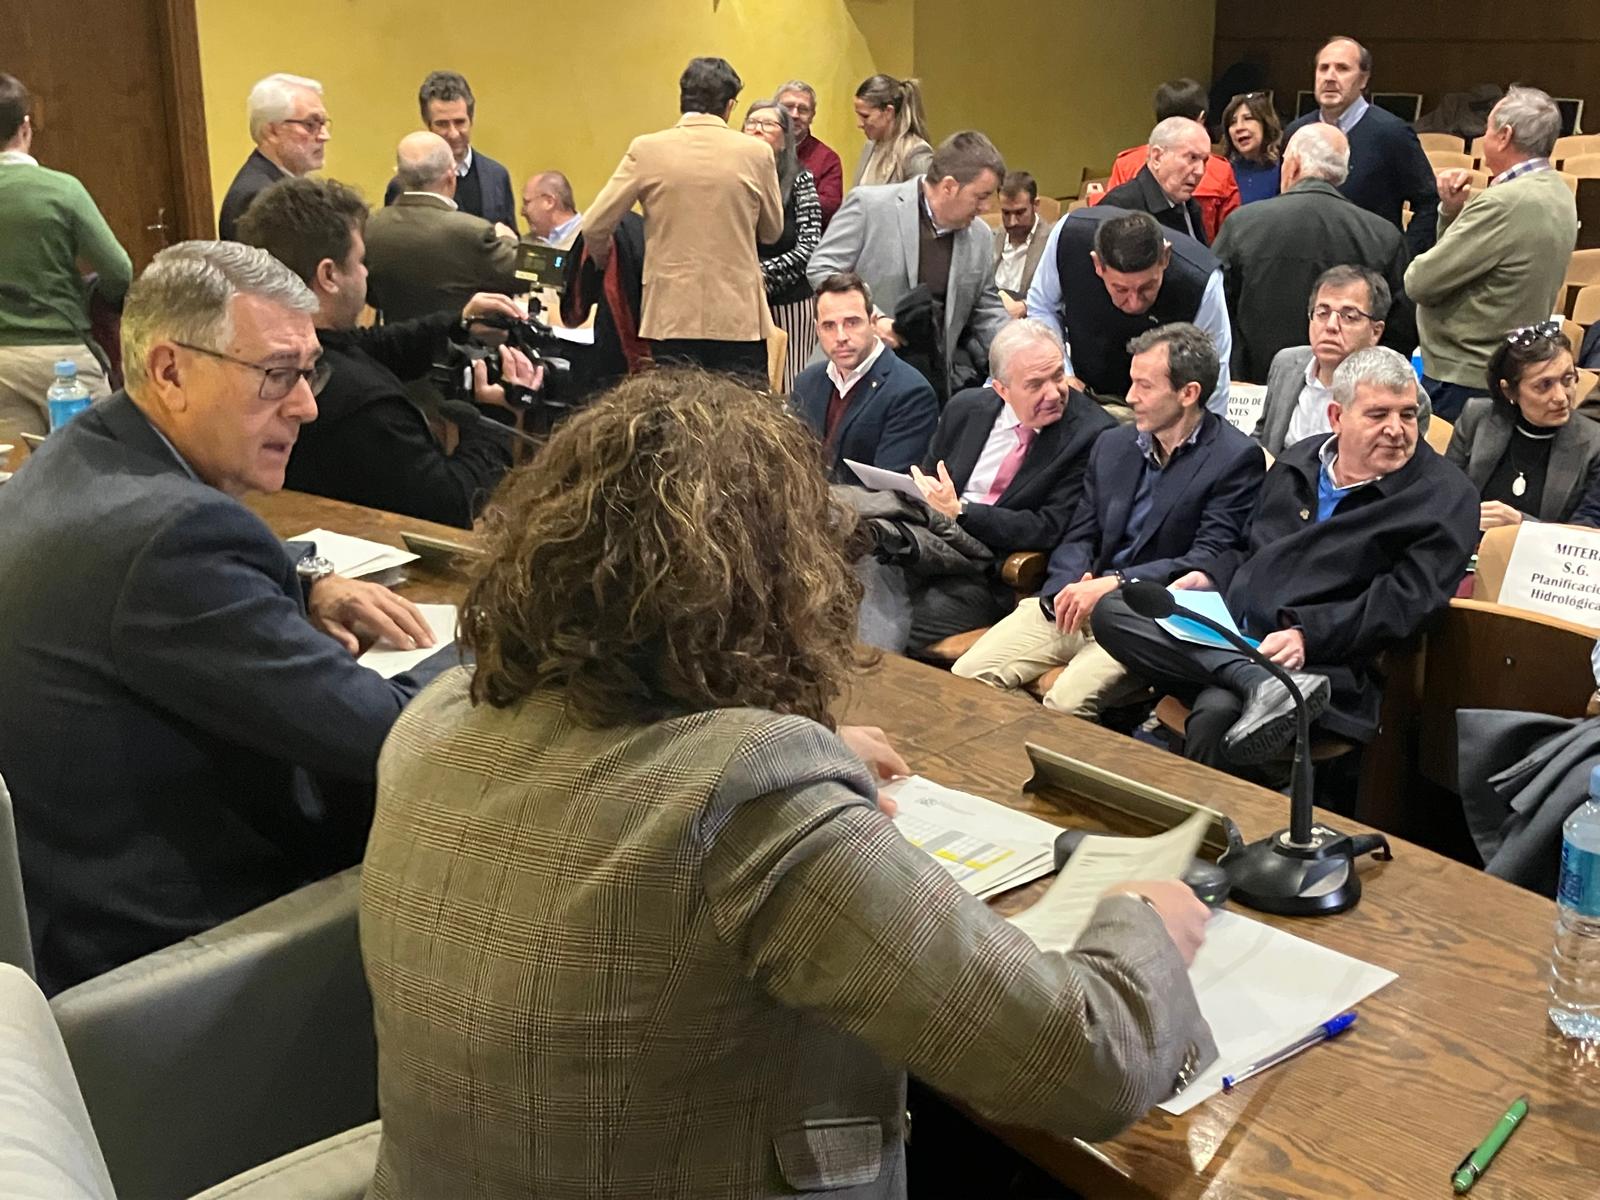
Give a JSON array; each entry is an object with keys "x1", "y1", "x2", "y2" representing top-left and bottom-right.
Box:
[{"x1": 1222, "y1": 825, "x2": 1379, "y2": 917}]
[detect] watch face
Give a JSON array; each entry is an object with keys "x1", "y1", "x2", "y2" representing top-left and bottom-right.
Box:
[{"x1": 297, "y1": 554, "x2": 335, "y2": 579}]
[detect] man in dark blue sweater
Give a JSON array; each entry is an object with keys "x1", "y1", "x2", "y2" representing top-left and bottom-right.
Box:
[{"x1": 1283, "y1": 37, "x2": 1438, "y2": 257}]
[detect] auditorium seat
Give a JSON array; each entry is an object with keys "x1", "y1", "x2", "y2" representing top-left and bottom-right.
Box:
[
  {"x1": 1425, "y1": 150, "x2": 1475, "y2": 173},
  {"x1": 1424, "y1": 415, "x2": 1454, "y2": 455},
  {"x1": 0, "y1": 777, "x2": 32, "y2": 978},
  {"x1": 1553, "y1": 134, "x2": 1600, "y2": 168},
  {"x1": 1562, "y1": 250, "x2": 1600, "y2": 316},
  {"x1": 1565, "y1": 153, "x2": 1600, "y2": 180},
  {"x1": 50, "y1": 867, "x2": 378, "y2": 1199},
  {"x1": 765, "y1": 326, "x2": 788, "y2": 394},
  {"x1": 1572, "y1": 284, "x2": 1600, "y2": 328},
  {"x1": 1417, "y1": 132, "x2": 1465, "y2": 154}
]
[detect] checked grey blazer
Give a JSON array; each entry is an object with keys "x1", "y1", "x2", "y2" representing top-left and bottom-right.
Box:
[{"x1": 361, "y1": 668, "x2": 1214, "y2": 1199}]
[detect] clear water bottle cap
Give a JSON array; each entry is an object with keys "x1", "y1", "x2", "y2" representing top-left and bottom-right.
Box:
[{"x1": 54, "y1": 361, "x2": 77, "y2": 378}]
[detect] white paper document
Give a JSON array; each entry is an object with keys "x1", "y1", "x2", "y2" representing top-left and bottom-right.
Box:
[
  {"x1": 291, "y1": 528, "x2": 419, "y2": 579},
  {"x1": 1008, "y1": 809, "x2": 1211, "y2": 951},
  {"x1": 358, "y1": 604, "x2": 458, "y2": 678},
  {"x1": 844, "y1": 459, "x2": 927, "y2": 502},
  {"x1": 883, "y1": 776, "x2": 1062, "y2": 899},
  {"x1": 1156, "y1": 912, "x2": 1396, "y2": 1114}
]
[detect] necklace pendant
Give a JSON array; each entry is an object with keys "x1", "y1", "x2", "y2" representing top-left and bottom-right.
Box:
[{"x1": 1512, "y1": 472, "x2": 1527, "y2": 498}]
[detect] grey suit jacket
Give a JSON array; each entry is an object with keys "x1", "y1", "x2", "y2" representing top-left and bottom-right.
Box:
[
  {"x1": 362, "y1": 671, "x2": 1214, "y2": 1199},
  {"x1": 362, "y1": 192, "x2": 518, "y2": 323},
  {"x1": 1445, "y1": 396, "x2": 1600, "y2": 522},
  {"x1": 1254, "y1": 345, "x2": 1432, "y2": 454},
  {"x1": 991, "y1": 217, "x2": 1054, "y2": 298},
  {"x1": 807, "y1": 178, "x2": 1011, "y2": 385}
]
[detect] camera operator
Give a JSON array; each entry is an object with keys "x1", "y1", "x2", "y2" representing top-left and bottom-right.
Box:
[{"x1": 237, "y1": 176, "x2": 539, "y2": 528}]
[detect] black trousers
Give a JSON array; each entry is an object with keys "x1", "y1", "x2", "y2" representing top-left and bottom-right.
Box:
[
  {"x1": 907, "y1": 574, "x2": 1014, "y2": 652},
  {"x1": 650, "y1": 338, "x2": 766, "y2": 384},
  {"x1": 1090, "y1": 590, "x2": 1271, "y2": 769}
]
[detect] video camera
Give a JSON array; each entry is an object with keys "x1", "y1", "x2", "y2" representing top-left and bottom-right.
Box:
[{"x1": 429, "y1": 309, "x2": 571, "y2": 410}]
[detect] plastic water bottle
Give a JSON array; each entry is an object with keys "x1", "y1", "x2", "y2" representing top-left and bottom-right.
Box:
[
  {"x1": 46, "y1": 361, "x2": 93, "y2": 432},
  {"x1": 1410, "y1": 347, "x2": 1425, "y2": 383},
  {"x1": 1550, "y1": 765, "x2": 1600, "y2": 1039}
]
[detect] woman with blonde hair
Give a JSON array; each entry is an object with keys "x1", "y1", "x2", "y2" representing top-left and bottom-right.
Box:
[
  {"x1": 360, "y1": 369, "x2": 1215, "y2": 1199},
  {"x1": 853, "y1": 73, "x2": 933, "y2": 186}
]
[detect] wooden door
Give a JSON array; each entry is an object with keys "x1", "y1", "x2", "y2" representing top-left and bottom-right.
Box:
[{"x1": 5, "y1": 0, "x2": 212, "y2": 269}]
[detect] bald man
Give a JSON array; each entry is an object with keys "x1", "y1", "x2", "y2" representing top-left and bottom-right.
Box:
[
  {"x1": 1099, "y1": 118, "x2": 1215, "y2": 245},
  {"x1": 521, "y1": 170, "x2": 583, "y2": 249},
  {"x1": 363, "y1": 131, "x2": 519, "y2": 322}
]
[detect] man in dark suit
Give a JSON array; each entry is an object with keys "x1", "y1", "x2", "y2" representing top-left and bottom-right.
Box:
[
  {"x1": 0, "y1": 241, "x2": 450, "y2": 994},
  {"x1": 1212, "y1": 124, "x2": 1415, "y2": 382},
  {"x1": 1282, "y1": 37, "x2": 1438, "y2": 256},
  {"x1": 217, "y1": 73, "x2": 329, "y2": 241},
  {"x1": 365, "y1": 132, "x2": 519, "y2": 323},
  {"x1": 1098, "y1": 118, "x2": 1213, "y2": 246},
  {"x1": 954, "y1": 324, "x2": 1264, "y2": 717},
  {"x1": 238, "y1": 177, "x2": 539, "y2": 529},
  {"x1": 790, "y1": 271, "x2": 938, "y2": 479},
  {"x1": 1093, "y1": 346, "x2": 1478, "y2": 776},
  {"x1": 899, "y1": 319, "x2": 1116, "y2": 648},
  {"x1": 382, "y1": 71, "x2": 516, "y2": 229}
]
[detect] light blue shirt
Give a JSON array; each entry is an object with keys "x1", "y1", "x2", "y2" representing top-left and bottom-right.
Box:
[
  {"x1": 1326, "y1": 96, "x2": 1370, "y2": 135},
  {"x1": 1024, "y1": 215, "x2": 1232, "y2": 416},
  {"x1": 538, "y1": 211, "x2": 583, "y2": 248}
]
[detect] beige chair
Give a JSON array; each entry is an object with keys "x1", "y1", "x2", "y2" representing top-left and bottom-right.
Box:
[
  {"x1": 1565, "y1": 153, "x2": 1600, "y2": 179},
  {"x1": 1037, "y1": 195, "x2": 1063, "y2": 222},
  {"x1": 51, "y1": 868, "x2": 378, "y2": 1199},
  {"x1": 1563, "y1": 249, "x2": 1600, "y2": 315},
  {"x1": 1553, "y1": 134, "x2": 1600, "y2": 167},
  {"x1": 0, "y1": 776, "x2": 32, "y2": 978},
  {"x1": 1573, "y1": 284, "x2": 1600, "y2": 328},
  {"x1": 1424, "y1": 415, "x2": 1455, "y2": 455},
  {"x1": 1469, "y1": 169, "x2": 1491, "y2": 191},
  {"x1": 1469, "y1": 135, "x2": 1488, "y2": 165},
  {"x1": 1426, "y1": 150, "x2": 1475, "y2": 173},
  {"x1": 1556, "y1": 170, "x2": 1580, "y2": 197},
  {"x1": 1562, "y1": 318, "x2": 1587, "y2": 351},
  {"x1": 765, "y1": 326, "x2": 788, "y2": 395},
  {"x1": 1418, "y1": 132, "x2": 1465, "y2": 154}
]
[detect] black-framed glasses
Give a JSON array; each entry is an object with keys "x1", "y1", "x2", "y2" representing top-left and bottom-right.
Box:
[
  {"x1": 1309, "y1": 303, "x2": 1376, "y2": 327},
  {"x1": 280, "y1": 116, "x2": 331, "y2": 134},
  {"x1": 173, "y1": 342, "x2": 331, "y2": 401},
  {"x1": 1506, "y1": 319, "x2": 1563, "y2": 348},
  {"x1": 743, "y1": 117, "x2": 785, "y2": 133}
]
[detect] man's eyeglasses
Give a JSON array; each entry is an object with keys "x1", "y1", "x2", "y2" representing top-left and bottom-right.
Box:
[
  {"x1": 280, "y1": 116, "x2": 331, "y2": 134},
  {"x1": 174, "y1": 342, "x2": 331, "y2": 402},
  {"x1": 1309, "y1": 304, "x2": 1376, "y2": 327},
  {"x1": 1506, "y1": 319, "x2": 1563, "y2": 348},
  {"x1": 743, "y1": 118, "x2": 784, "y2": 133}
]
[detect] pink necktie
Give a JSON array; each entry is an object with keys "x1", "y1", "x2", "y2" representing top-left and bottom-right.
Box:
[{"x1": 983, "y1": 425, "x2": 1036, "y2": 504}]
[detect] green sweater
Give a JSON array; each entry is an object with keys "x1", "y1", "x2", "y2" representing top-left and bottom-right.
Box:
[
  {"x1": 0, "y1": 156, "x2": 133, "y2": 346},
  {"x1": 1404, "y1": 168, "x2": 1578, "y2": 388}
]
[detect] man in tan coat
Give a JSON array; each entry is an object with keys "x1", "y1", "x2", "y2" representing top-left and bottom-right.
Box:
[{"x1": 584, "y1": 56, "x2": 783, "y2": 379}]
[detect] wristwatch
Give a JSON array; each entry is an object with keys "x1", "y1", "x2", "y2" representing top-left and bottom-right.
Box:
[{"x1": 296, "y1": 554, "x2": 335, "y2": 584}]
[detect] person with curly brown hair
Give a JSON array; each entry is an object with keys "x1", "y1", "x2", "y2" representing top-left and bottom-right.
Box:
[{"x1": 358, "y1": 368, "x2": 1216, "y2": 1200}]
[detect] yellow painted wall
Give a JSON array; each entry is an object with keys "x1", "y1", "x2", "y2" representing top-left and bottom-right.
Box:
[
  {"x1": 195, "y1": 0, "x2": 911, "y2": 223},
  {"x1": 911, "y1": 0, "x2": 1216, "y2": 198}
]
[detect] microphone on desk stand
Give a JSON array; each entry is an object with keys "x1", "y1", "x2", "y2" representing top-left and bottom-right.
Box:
[{"x1": 1120, "y1": 579, "x2": 1392, "y2": 916}]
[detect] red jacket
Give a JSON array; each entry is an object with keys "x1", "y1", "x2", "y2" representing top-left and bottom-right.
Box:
[
  {"x1": 797, "y1": 134, "x2": 844, "y2": 230},
  {"x1": 1091, "y1": 145, "x2": 1240, "y2": 242}
]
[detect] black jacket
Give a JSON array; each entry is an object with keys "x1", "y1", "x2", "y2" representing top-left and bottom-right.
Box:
[
  {"x1": 923, "y1": 385, "x2": 1116, "y2": 555},
  {"x1": 790, "y1": 346, "x2": 939, "y2": 479},
  {"x1": 1211, "y1": 179, "x2": 1416, "y2": 382},
  {"x1": 1284, "y1": 106, "x2": 1439, "y2": 256},
  {"x1": 1099, "y1": 167, "x2": 1209, "y2": 246},
  {"x1": 0, "y1": 394, "x2": 443, "y2": 993},
  {"x1": 1202, "y1": 435, "x2": 1478, "y2": 740},
  {"x1": 217, "y1": 149, "x2": 287, "y2": 241},
  {"x1": 286, "y1": 312, "x2": 513, "y2": 528}
]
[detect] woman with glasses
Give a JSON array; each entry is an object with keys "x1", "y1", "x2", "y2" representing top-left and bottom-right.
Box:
[
  {"x1": 1444, "y1": 323, "x2": 1600, "y2": 529},
  {"x1": 1220, "y1": 92, "x2": 1283, "y2": 205},
  {"x1": 743, "y1": 99, "x2": 822, "y2": 391},
  {"x1": 852, "y1": 74, "x2": 933, "y2": 187}
]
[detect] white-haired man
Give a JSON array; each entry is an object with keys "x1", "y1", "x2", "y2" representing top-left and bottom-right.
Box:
[
  {"x1": 1093, "y1": 346, "x2": 1478, "y2": 779},
  {"x1": 0, "y1": 241, "x2": 450, "y2": 994},
  {"x1": 218, "y1": 73, "x2": 329, "y2": 240},
  {"x1": 1098, "y1": 118, "x2": 1214, "y2": 245},
  {"x1": 1212, "y1": 122, "x2": 1413, "y2": 381},
  {"x1": 1405, "y1": 85, "x2": 1579, "y2": 420}
]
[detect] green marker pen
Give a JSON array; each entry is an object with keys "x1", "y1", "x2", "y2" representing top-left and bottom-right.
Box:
[{"x1": 1452, "y1": 1096, "x2": 1528, "y2": 1194}]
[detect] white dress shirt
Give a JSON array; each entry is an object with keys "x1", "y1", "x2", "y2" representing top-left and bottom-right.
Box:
[
  {"x1": 961, "y1": 401, "x2": 1024, "y2": 504},
  {"x1": 1287, "y1": 355, "x2": 1335, "y2": 446},
  {"x1": 455, "y1": 147, "x2": 474, "y2": 179},
  {"x1": 1024, "y1": 217, "x2": 1232, "y2": 415},
  {"x1": 994, "y1": 215, "x2": 1039, "y2": 294},
  {"x1": 826, "y1": 337, "x2": 886, "y2": 397}
]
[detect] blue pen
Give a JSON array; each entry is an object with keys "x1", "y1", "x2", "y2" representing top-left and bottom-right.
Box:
[{"x1": 1221, "y1": 1012, "x2": 1358, "y2": 1091}]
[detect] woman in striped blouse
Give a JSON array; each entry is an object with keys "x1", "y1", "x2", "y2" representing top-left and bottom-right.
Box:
[{"x1": 743, "y1": 99, "x2": 821, "y2": 392}]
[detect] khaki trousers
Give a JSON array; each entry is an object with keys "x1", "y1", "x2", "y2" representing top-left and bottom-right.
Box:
[
  {"x1": 952, "y1": 597, "x2": 1143, "y2": 718},
  {"x1": 0, "y1": 344, "x2": 111, "y2": 438}
]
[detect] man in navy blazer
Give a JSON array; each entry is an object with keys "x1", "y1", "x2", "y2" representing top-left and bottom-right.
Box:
[
  {"x1": 790, "y1": 272, "x2": 939, "y2": 479},
  {"x1": 955, "y1": 325, "x2": 1263, "y2": 715},
  {"x1": 0, "y1": 242, "x2": 450, "y2": 994},
  {"x1": 381, "y1": 71, "x2": 517, "y2": 229},
  {"x1": 899, "y1": 319, "x2": 1116, "y2": 648}
]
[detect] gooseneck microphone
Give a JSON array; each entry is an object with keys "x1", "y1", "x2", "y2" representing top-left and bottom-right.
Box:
[{"x1": 1120, "y1": 579, "x2": 1391, "y2": 916}]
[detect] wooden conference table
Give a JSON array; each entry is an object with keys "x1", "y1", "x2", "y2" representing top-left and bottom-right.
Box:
[{"x1": 253, "y1": 489, "x2": 1600, "y2": 1200}]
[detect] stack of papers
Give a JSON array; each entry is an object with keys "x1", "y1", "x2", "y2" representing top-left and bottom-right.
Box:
[
  {"x1": 358, "y1": 604, "x2": 458, "y2": 678},
  {"x1": 1006, "y1": 813, "x2": 1397, "y2": 1114},
  {"x1": 883, "y1": 776, "x2": 1060, "y2": 899},
  {"x1": 291, "y1": 528, "x2": 418, "y2": 580},
  {"x1": 1159, "y1": 586, "x2": 1260, "y2": 651}
]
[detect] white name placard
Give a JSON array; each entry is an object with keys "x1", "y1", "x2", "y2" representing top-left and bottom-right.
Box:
[
  {"x1": 1225, "y1": 382, "x2": 1266, "y2": 436},
  {"x1": 1498, "y1": 522, "x2": 1600, "y2": 631}
]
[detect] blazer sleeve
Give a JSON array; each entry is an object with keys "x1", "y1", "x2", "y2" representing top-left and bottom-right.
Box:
[
  {"x1": 1123, "y1": 442, "x2": 1266, "y2": 585},
  {"x1": 813, "y1": 148, "x2": 844, "y2": 226},
  {"x1": 807, "y1": 188, "x2": 868, "y2": 290},
  {"x1": 904, "y1": 140, "x2": 934, "y2": 180},
  {"x1": 475, "y1": 223, "x2": 520, "y2": 295},
  {"x1": 1396, "y1": 127, "x2": 1440, "y2": 256},
  {"x1": 583, "y1": 142, "x2": 645, "y2": 254},
  {"x1": 1443, "y1": 406, "x2": 1474, "y2": 472},
  {"x1": 486, "y1": 161, "x2": 517, "y2": 230},
  {"x1": 755, "y1": 153, "x2": 786, "y2": 246},
  {"x1": 1038, "y1": 469, "x2": 1105, "y2": 608},
  {"x1": 1210, "y1": 221, "x2": 1246, "y2": 377},
  {"x1": 1404, "y1": 193, "x2": 1508, "y2": 305},
  {"x1": 1567, "y1": 455, "x2": 1600, "y2": 528},
  {"x1": 872, "y1": 376, "x2": 941, "y2": 473},
  {"x1": 699, "y1": 718, "x2": 1215, "y2": 1142},
  {"x1": 960, "y1": 272, "x2": 1013, "y2": 369},
  {"x1": 110, "y1": 499, "x2": 418, "y2": 784}
]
